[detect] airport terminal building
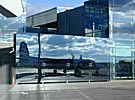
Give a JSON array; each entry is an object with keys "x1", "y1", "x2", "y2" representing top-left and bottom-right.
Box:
[
  {"x1": 26, "y1": 0, "x2": 135, "y2": 81},
  {"x1": 1, "y1": 0, "x2": 135, "y2": 84},
  {"x1": 27, "y1": 0, "x2": 109, "y2": 38}
]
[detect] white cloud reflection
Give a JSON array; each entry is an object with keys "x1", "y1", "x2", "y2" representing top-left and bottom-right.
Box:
[
  {"x1": 110, "y1": 1, "x2": 135, "y2": 39},
  {"x1": 27, "y1": 3, "x2": 51, "y2": 16},
  {"x1": 16, "y1": 33, "x2": 111, "y2": 62}
]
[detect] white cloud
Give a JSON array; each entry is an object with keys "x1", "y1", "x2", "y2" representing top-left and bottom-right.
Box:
[
  {"x1": 27, "y1": 3, "x2": 50, "y2": 16},
  {"x1": 16, "y1": 33, "x2": 111, "y2": 62},
  {"x1": 113, "y1": 22, "x2": 126, "y2": 28}
]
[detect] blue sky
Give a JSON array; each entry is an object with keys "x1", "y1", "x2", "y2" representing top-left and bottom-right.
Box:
[{"x1": 27, "y1": 0, "x2": 87, "y2": 16}]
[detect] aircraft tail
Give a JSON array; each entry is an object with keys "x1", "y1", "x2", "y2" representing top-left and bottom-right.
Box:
[{"x1": 19, "y1": 41, "x2": 29, "y2": 60}]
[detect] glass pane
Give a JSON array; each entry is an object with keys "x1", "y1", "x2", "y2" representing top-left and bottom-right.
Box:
[
  {"x1": 116, "y1": 48, "x2": 131, "y2": 57},
  {"x1": 90, "y1": 38, "x2": 110, "y2": 81},
  {"x1": 115, "y1": 39, "x2": 133, "y2": 46},
  {"x1": 110, "y1": 0, "x2": 134, "y2": 39},
  {"x1": 114, "y1": 0, "x2": 132, "y2": 6},
  {"x1": 115, "y1": 58, "x2": 132, "y2": 77},
  {"x1": 84, "y1": 0, "x2": 109, "y2": 38},
  {"x1": 113, "y1": 14, "x2": 132, "y2": 23},
  {"x1": 16, "y1": 33, "x2": 39, "y2": 83}
]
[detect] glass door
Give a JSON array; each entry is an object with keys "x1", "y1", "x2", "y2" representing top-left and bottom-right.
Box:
[
  {"x1": 115, "y1": 57, "x2": 132, "y2": 79},
  {"x1": 110, "y1": 39, "x2": 134, "y2": 80}
]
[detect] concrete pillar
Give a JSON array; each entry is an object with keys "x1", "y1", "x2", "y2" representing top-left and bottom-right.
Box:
[{"x1": 0, "y1": 47, "x2": 15, "y2": 84}]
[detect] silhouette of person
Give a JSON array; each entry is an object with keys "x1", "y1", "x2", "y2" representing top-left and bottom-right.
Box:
[{"x1": 80, "y1": 55, "x2": 82, "y2": 59}]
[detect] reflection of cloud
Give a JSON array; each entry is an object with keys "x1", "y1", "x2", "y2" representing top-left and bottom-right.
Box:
[
  {"x1": 17, "y1": 33, "x2": 38, "y2": 45},
  {"x1": 110, "y1": 1, "x2": 134, "y2": 39},
  {"x1": 16, "y1": 33, "x2": 111, "y2": 62},
  {"x1": 27, "y1": 3, "x2": 50, "y2": 16},
  {"x1": 46, "y1": 35, "x2": 69, "y2": 46},
  {"x1": 0, "y1": 14, "x2": 25, "y2": 34},
  {"x1": 114, "y1": 22, "x2": 126, "y2": 28}
]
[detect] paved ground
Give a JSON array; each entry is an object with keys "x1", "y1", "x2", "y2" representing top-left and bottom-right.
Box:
[{"x1": 1, "y1": 80, "x2": 135, "y2": 100}]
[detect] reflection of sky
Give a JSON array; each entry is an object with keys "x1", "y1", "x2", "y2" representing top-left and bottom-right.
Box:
[
  {"x1": 0, "y1": 13, "x2": 25, "y2": 43},
  {"x1": 0, "y1": 14, "x2": 25, "y2": 30},
  {"x1": 116, "y1": 48, "x2": 131, "y2": 57},
  {"x1": 27, "y1": 0, "x2": 87, "y2": 16},
  {"x1": 110, "y1": 1, "x2": 135, "y2": 39},
  {"x1": 16, "y1": 33, "x2": 111, "y2": 63}
]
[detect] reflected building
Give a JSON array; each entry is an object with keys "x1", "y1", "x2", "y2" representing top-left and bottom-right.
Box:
[
  {"x1": 25, "y1": 0, "x2": 135, "y2": 81},
  {"x1": 1, "y1": 0, "x2": 135, "y2": 83},
  {"x1": 27, "y1": 0, "x2": 109, "y2": 38},
  {"x1": 109, "y1": 0, "x2": 135, "y2": 80},
  {"x1": 84, "y1": 0, "x2": 109, "y2": 37}
]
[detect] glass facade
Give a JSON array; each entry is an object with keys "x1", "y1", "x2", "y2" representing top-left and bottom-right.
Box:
[
  {"x1": 84, "y1": 0, "x2": 109, "y2": 38},
  {"x1": 109, "y1": 0, "x2": 135, "y2": 80},
  {"x1": 109, "y1": 0, "x2": 134, "y2": 39},
  {"x1": 15, "y1": 0, "x2": 135, "y2": 83},
  {"x1": 0, "y1": 0, "x2": 26, "y2": 43},
  {"x1": 16, "y1": 33, "x2": 110, "y2": 83},
  {"x1": 110, "y1": 39, "x2": 134, "y2": 79}
]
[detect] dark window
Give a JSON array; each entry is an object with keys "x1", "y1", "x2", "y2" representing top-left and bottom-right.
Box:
[{"x1": 84, "y1": 0, "x2": 109, "y2": 38}]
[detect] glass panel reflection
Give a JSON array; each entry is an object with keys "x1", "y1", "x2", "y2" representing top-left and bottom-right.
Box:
[
  {"x1": 16, "y1": 33, "x2": 111, "y2": 83},
  {"x1": 116, "y1": 48, "x2": 131, "y2": 57},
  {"x1": 84, "y1": 0, "x2": 109, "y2": 38},
  {"x1": 16, "y1": 33, "x2": 39, "y2": 83},
  {"x1": 114, "y1": 0, "x2": 132, "y2": 6},
  {"x1": 15, "y1": 0, "x2": 135, "y2": 82},
  {"x1": 115, "y1": 58, "x2": 132, "y2": 77},
  {"x1": 110, "y1": 39, "x2": 134, "y2": 79},
  {"x1": 110, "y1": 0, "x2": 134, "y2": 39}
]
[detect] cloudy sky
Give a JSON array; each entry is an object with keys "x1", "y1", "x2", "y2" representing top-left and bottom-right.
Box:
[
  {"x1": 27, "y1": 0, "x2": 87, "y2": 16},
  {"x1": 16, "y1": 33, "x2": 111, "y2": 63}
]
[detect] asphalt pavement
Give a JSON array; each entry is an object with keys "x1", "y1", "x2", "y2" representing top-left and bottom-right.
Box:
[{"x1": 1, "y1": 80, "x2": 135, "y2": 100}]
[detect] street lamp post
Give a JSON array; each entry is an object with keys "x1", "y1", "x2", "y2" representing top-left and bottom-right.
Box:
[{"x1": 37, "y1": 32, "x2": 42, "y2": 83}]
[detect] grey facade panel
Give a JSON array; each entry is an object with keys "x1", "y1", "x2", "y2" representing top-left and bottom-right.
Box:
[
  {"x1": 58, "y1": 6, "x2": 84, "y2": 36},
  {"x1": 27, "y1": 8, "x2": 57, "y2": 27},
  {"x1": 26, "y1": 17, "x2": 33, "y2": 27}
]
